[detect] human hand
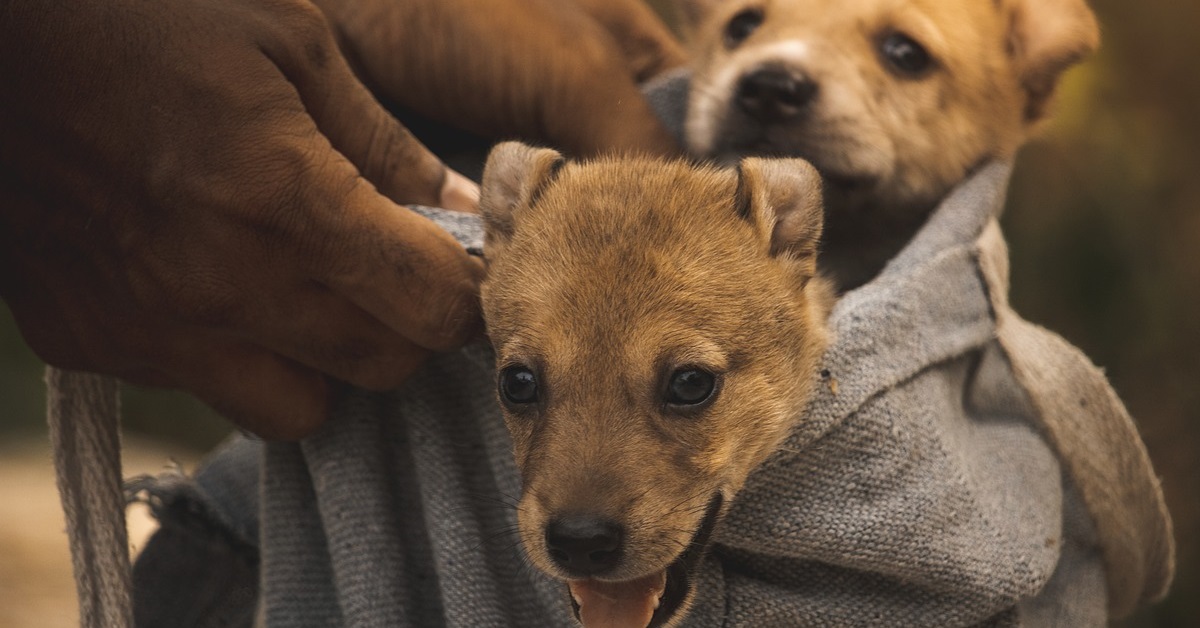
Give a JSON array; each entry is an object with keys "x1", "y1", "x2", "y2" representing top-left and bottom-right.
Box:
[
  {"x1": 569, "y1": 0, "x2": 689, "y2": 83},
  {"x1": 312, "y1": 0, "x2": 685, "y2": 157},
  {"x1": 0, "y1": 0, "x2": 484, "y2": 439}
]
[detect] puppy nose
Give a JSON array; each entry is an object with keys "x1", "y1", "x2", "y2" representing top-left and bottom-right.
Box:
[
  {"x1": 545, "y1": 515, "x2": 624, "y2": 577},
  {"x1": 735, "y1": 66, "x2": 818, "y2": 123}
]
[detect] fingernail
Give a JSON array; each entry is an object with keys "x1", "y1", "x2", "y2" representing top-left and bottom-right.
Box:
[{"x1": 440, "y1": 170, "x2": 481, "y2": 214}]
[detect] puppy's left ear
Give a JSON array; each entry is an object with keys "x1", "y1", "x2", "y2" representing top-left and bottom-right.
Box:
[
  {"x1": 1006, "y1": 0, "x2": 1099, "y2": 122},
  {"x1": 735, "y1": 158, "x2": 824, "y2": 277},
  {"x1": 479, "y1": 142, "x2": 565, "y2": 256}
]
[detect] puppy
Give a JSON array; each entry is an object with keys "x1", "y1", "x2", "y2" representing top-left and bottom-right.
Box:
[
  {"x1": 679, "y1": 0, "x2": 1100, "y2": 287},
  {"x1": 479, "y1": 142, "x2": 833, "y2": 627}
]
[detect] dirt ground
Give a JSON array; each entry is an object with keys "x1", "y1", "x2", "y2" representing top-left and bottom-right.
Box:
[{"x1": 0, "y1": 436, "x2": 202, "y2": 627}]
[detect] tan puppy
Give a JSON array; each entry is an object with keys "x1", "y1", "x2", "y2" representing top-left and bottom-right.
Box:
[
  {"x1": 679, "y1": 0, "x2": 1099, "y2": 287},
  {"x1": 479, "y1": 142, "x2": 833, "y2": 627}
]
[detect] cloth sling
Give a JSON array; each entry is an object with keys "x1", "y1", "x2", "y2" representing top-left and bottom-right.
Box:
[{"x1": 47, "y1": 71, "x2": 1172, "y2": 628}]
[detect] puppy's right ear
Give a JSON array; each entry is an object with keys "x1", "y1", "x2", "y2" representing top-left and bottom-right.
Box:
[
  {"x1": 1005, "y1": 0, "x2": 1099, "y2": 122},
  {"x1": 735, "y1": 157, "x2": 824, "y2": 279},
  {"x1": 479, "y1": 142, "x2": 565, "y2": 255}
]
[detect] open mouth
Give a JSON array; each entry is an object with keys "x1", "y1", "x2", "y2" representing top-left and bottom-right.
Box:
[{"x1": 565, "y1": 493, "x2": 724, "y2": 628}]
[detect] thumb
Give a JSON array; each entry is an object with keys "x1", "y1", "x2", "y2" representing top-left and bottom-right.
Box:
[
  {"x1": 439, "y1": 169, "x2": 481, "y2": 214},
  {"x1": 268, "y1": 6, "x2": 476, "y2": 211}
]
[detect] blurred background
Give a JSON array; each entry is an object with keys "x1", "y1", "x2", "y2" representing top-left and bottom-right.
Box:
[
  {"x1": 1002, "y1": 0, "x2": 1200, "y2": 624},
  {"x1": 1, "y1": 0, "x2": 1196, "y2": 625}
]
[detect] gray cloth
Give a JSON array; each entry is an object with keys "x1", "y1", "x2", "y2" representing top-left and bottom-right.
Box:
[
  {"x1": 129, "y1": 437, "x2": 261, "y2": 628},
  {"x1": 131, "y1": 74, "x2": 1172, "y2": 627},
  {"x1": 256, "y1": 163, "x2": 1103, "y2": 628}
]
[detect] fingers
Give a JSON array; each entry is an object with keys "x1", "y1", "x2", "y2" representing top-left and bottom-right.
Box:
[
  {"x1": 246, "y1": 6, "x2": 484, "y2": 350},
  {"x1": 238, "y1": 112, "x2": 485, "y2": 351},
  {"x1": 162, "y1": 333, "x2": 332, "y2": 440},
  {"x1": 4, "y1": 0, "x2": 483, "y2": 441},
  {"x1": 25, "y1": 303, "x2": 341, "y2": 440},
  {"x1": 300, "y1": 174, "x2": 487, "y2": 351},
  {"x1": 265, "y1": 4, "x2": 465, "y2": 210},
  {"x1": 232, "y1": 281, "x2": 433, "y2": 391},
  {"x1": 308, "y1": 0, "x2": 680, "y2": 157},
  {"x1": 439, "y1": 169, "x2": 481, "y2": 214},
  {"x1": 568, "y1": 0, "x2": 688, "y2": 82}
]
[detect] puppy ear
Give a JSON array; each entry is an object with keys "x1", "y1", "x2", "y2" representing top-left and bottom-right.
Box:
[
  {"x1": 1005, "y1": 0, "x2": 1099, "y2": 122},
  {"x1": 479, "y1": 142, "x2": 565, "y2": 251},
  {"x1": 735, "y1": 158, "x2": 824, "y2": 275}
]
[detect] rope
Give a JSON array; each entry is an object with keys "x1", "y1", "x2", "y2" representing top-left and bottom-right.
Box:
[{"x1": 46, "y1": 367, "x2": 133, "y2": 628}]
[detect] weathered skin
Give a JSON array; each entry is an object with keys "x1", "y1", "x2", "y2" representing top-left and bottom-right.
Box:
[{"x1": 0, "y1": 0, "x2": 684, "y2": 438}]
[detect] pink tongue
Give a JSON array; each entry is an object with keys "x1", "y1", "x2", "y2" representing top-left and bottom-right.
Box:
[{"x1": 569, "y1": 571, "x2": 667, "y2": 628}]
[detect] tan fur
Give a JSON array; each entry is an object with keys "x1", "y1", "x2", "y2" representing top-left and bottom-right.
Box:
[
  {"x1": 680, "y1": 0, "x2": 1099, "y2": 287},
  {"x1": 480, "y1": 142, "x2": 832, "y2": 625}
]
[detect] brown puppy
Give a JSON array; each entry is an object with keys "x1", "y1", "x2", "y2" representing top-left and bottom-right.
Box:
[
  {"x1": 479, "y1": 142, "x2": 833, "y2": 627},
  {"x1": 679, "y1": 0, "x2": 1100, "y2": 287}
]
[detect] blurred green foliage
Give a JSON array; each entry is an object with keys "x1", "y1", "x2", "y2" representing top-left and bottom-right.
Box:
[{"x1": 1, "y1": 0, "x2": 1196, "y2": 623}]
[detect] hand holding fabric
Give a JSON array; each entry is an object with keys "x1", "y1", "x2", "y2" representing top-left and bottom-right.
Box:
[{"x1": 0, "y1": 0, "x2": 484, "y2": 439}]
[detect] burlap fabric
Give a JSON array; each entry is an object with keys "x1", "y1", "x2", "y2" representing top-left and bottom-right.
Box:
[{"x1": 130, "y1": 75, "x2": 1172, "y2": 628}]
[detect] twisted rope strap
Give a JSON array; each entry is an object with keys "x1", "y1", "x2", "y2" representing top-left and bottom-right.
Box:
[{"x1": 46, "y1": 367, "x2": 132, "y2": 628}]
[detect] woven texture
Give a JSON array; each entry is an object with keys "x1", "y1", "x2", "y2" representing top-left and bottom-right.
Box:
[
  {"x1": 247, "y1": 160, "x2": 1172, "y2": 627},
  {"x1": 46, "y1": 368, "x2": 132, "y2": 628}
]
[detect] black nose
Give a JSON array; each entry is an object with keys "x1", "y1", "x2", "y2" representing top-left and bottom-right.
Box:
[
  {"x1": 735, "y1": 66, "x2": 818, "y2": 123},
  {"x1": 545, "y1": 515, "x2": 624, "y2": 577}
]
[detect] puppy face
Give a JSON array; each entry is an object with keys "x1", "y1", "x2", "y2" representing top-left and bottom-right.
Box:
[
  {"x1": 479, "y1": 143, "x2": 832, "y2": 627},
  {"x1": 682, "y1": 0, "x2": 1099, "y2": 219}
]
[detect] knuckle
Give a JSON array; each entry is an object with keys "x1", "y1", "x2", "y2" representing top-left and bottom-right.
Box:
[
  {"x1": 10, "y1": 286, "x2": 148, "y2": 374},
  {"x1": 114, "y1": 366, "x2": 174, "y2": 389},
  {"x1": 274, "y1": 1, "x2": 336, "y2": 69},
  {"x1": 27, "y1": 338, "x2": 92, "y2": 373},
  {"x1": 188, "y1": 358, "x2": 328, "y2": 441},
  {"x1": 252, "y1": 139, "x2": 349, "y2": 244},
  {"x1": 257, "y1": 141, "x2": 316, "y2": 214},
  {"x1": 359, "y1": 121, "x2": 443, "y2": 204},
  {"x1": 171, "y1": 277, "x2": 246, "y2": 327},
  {"x1": 344, "y1": 361, "x2": 413, "y2": 391},
  {"x1": 281, "y1": 1, "x2": 333, "y2": 45},
  {"x1": 573, "y1": 30, "x2": 625, "y2": 76},
  {"x1": 361, "y1": 123, "x2": 403, "y2": 181},
  {"x1": 309, "y1": 335, "x2": 377, "y2": 368},
  {"x1": 317, "y1": 338, "x2": 418, "y2": 391},
  {"x1": 7, "y1": 306, "x2": 85, "y2": 369},
  {"x1": 131, "y1": 261, "x2": 245, "y2": 328},
  {"x1": 420, "y1": 281, "x2": 480, "y2": 350}
]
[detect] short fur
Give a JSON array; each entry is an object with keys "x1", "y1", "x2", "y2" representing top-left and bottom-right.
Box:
[
  {"x1": 680, "y1": 0, "x2": 1099, "y2": 287},
  {"x1": 480, "y1": 142, "x2": 833, "y2": 626}
]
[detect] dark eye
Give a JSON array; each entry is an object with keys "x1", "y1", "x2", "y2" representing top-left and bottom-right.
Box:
[
  {"x1": 724, "y1": 8, "x2": 764, "y2": 49},
  {"x1": 500, "y1": 365, "x2": 538, "y2": 405},
  {"x1": 665, "y1": 369, "x2": 717, "y2": 406},
  {"x1": 880, "y1": 32, "x2": 932, "y2": 76}
]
